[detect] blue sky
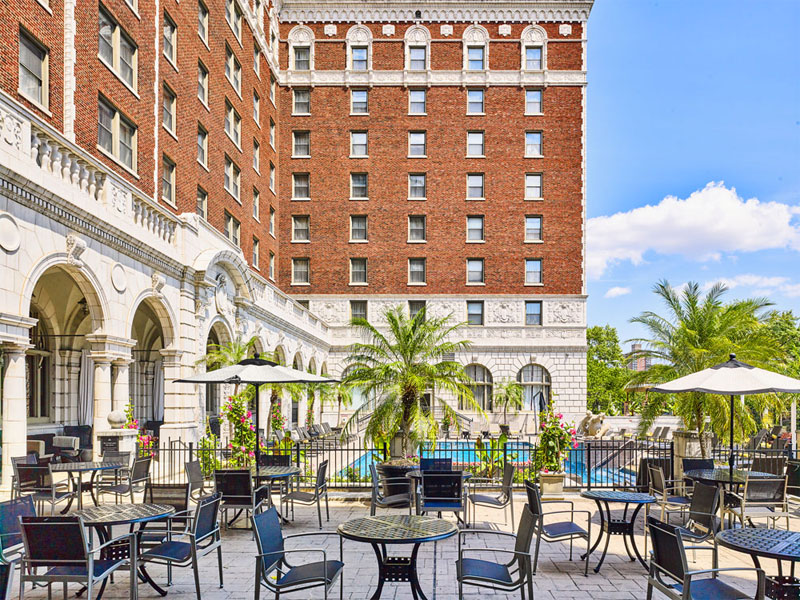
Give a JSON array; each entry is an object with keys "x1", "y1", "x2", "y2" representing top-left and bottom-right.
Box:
[{"x1": 586, "y1": 0, "x2": 800, "y2": 346}]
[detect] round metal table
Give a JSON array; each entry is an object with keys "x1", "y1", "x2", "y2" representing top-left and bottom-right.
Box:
[
  {"x1": 338, "y1": 515, "x2": 457, "y2": 600},
  {"x1": 580, "y1": 490, "x2": 655, "y2": 572},
  {"x1": 256, "y1": 465, "x2": 301, "y2": 523},
  {"x1": 51, "y1": 461, "x2": 124, "y2": 509},
  {"x1": 717, "y1": 528, "x2": 800, "y2": 599}
]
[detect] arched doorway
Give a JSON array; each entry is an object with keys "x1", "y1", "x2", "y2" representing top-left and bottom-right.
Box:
[
  {"x1": 203, "y1": 320, "x2": 232, "y2": 417},
  {"x1": 130, "y1": 297, "x2": 172, "y2": 427},
  {"x1": 291, "y1": 353, "x2": 303, "y2": 426}
]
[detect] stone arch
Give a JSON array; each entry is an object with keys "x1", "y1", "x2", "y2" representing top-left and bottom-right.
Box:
[
  {"x1": 520, "y1": 25, "x2": 547, "y2": 70},
  {"x1": 291, "y1": 352, "x2": 303, "y2": 371},
  {"x1": 288, "y1": 25, "x2": 315, "y2": 70},
  {"x1": 516, "y1": 363, "x2": 552, "y2": 412},
  {"x1": 462, "y1": 24, "x2": 490, "y2": 71},
  {"x1": 193, "y1": 248, "x2": 254, "y2": 302},
  {"x1": 202, "y1": 315, "x2": 234, "y2": 347},
  {"x1": 127, "y1": 292, "x2": 177, "y2": 351},
  {"x1": 346, "y1": 24, "x2": 373, "y2": 71},
  {"x1": 273, "y1": 345, "x2": 287, "y2": 366},
  {"x1": 404, "y1": 24, "x2": 431, "y2": 70},
  {"x1": 320, "y1": 361, "x2": 329, "y2": 377}
]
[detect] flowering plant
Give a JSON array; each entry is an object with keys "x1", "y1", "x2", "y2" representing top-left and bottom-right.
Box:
[
  {"x1": 220, "y1": 393, "x2": 258, "y2": 467},
  {"x1": 270, "y1": 398, "x2": 286, "y2": 435},
  {"x1": 534, "y1": 406, "x2": 577, "y2": 474},
  {"x1": 124, "y1": 402, "x2": 155, "y2": 456}
]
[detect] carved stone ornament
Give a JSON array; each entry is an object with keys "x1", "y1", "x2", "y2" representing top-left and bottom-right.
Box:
[
  {"x1": 498, "y1": 24, "x2": 512, "y2": 36},
  {"x1": 559, "y1": 24, "x2": 573, "y2": 36},
  {"x1": 550, "y1": 302, "x2": 582, "y2": 324},
  {"x1": 109, "y1": 182, "x2": 130, "y2": 215},
  {"x1": 0, "y1": 107, "x2": 23, "y2": 150},
  {"x1": 440, "y1": 24, "x2": 453, "y2": 37},
  {"x1": 324, "y1": 24, "x2": 337, "y2": 36},
  {"x1": 111, "y1": 263, "x2": 127, "y2": 293},
  {"x1": 313, "y1": 301, "x2": 341, "y2": 325},
  {"x1": 0, "y1": 213, "x2": 21, "y2": 253},
  {"x1": 463, "y1": 24, "x2": 489, "y2": 44},
  {"x1": 151, "y1": 272, "x2": 166, "y2": 299},
  {"x1": 66, "y1": 233, "x2": 87, "y2": 267},
  {"x1": 214, "y1": 273, "x2": 235, "y2": 319},
  {"x1": 491, "y1": 301, "x2": 519, "y2": 324},
  {"x1": 405, "y1": 25, "x2": 430, "y2": 44},
  {"x1": 382, "y1": 24, "x2": 395, "y2": 36},
  {"x1": 347, "y1": 24, "x2": 371, "y2": 43}
]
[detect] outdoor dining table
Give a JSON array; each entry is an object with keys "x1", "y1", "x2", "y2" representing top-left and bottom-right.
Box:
[
  {"x1": 684, "y1": 468, "x2": 774, "y2": 487},
  {"x1": 256, "y1": 465, "x2": 301, "y2": 522},
  {"x1": 50, "y1": 461, "x2": 124, "y2": 510},
  {"x1": 716, "y1": 527, "x2": 800, "y2": 599},
  {"x1": 75, "y1": 503, "x2": 175, "y2": 598},
  {"x1": 580, "y1": 490, "x2": 655, "y2": 572},
  {"x1": 338, "y1": 514, "x2": 457, "y2": 600}
]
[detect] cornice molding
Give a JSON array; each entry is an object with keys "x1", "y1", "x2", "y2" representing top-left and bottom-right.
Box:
[{"x1": 279, "y1": 68, "x2": 586, "y2": 87}]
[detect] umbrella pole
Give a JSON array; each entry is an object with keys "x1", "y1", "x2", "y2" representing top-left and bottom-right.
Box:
[
  {"x1": 793, "y1": 399, "x2": 797, "y2": 458},
  {"x1": 255, "y1": 383, "x2": 261, "y2": 470},
  {"x1": 729, "y1": 394, "x2": 735, "y2": 480}
]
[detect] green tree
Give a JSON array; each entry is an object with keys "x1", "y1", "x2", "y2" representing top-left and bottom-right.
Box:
[
  {"x1": 586, "y1": 325, "x2": 630, "y2": 414},
  {"x1": 493, "y1": 380, "x2": 523, "y2": 424},
  {"x1": 198, "y1": 335, "x2": 257, "y2": 395},
  {"x1": 342, "y1": 306, "x2": 480, "y2": 458}
]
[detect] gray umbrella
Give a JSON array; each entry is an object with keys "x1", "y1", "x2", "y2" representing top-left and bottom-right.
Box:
[
  {"x1": 176, "y1": 354, "x2": 336, "y2": 467},
  {"x1": 651, "y1": 353, "x2": 800, "y2": 479}
]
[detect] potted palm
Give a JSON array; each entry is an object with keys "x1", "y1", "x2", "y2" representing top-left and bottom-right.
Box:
[
  {"x1": 534, "y1": 406, "x2": 577, "y2": 498},
  {"x1": 493, "y1": 379, "x2": 523, "y2": 434}
]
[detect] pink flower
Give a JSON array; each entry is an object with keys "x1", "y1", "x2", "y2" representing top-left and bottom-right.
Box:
[
  {"x1": 543, "y1": 468, "x2": 549, "y2": 473},
  {"x1": 246, "y1": 411, "x2": 252, "y2": 418},
  {"x1": 573, "y1": 442, "x2": 579, "y2": 448}
]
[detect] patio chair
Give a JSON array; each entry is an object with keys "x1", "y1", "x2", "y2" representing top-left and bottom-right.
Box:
[
  {"x1": 646, "y1": 516, "x2": 765, "y2": 600},
  {"x1": 97, "y1": 455, "x2": 151, "y2": 504},
  {"x1": 283, "y1": 461, "x2": 330, "y2": 529},
  {"x1": 186, "y1": 460, "x2": 209, "y2": 501},
  {"x1": 751, "y1": 454, "x2": 787, "y2": 476},
  {"x1": 682, "y1": 458, "x2": 714, "y2": 494},
  {"x1": 673, "y1": 482, "x2": 721, "y2": 564},
  {"x1": 525, "y1": 480, "x2": 591, "y2": 576},
  {"x1": 0, "y1": 496, "x2": 36, "y2": 599},
  {"x1": 369, "y1": 463, "x2": 412, "y2": 516},
  {"x1": 252, "y1": 506, "x2": 343, "y2": 600},
  {"x1": 214, "y1": 469, "x2": 269, "y2": 533},
  {"x1": 419, "y1": 457, "x2": 452, "y2": 471},
  {"x1": 140, "y1": 482, "x2": 192, "y2": 586},
  {"x1": 10, "y1": 455, "x2": 37, "y2": 500},
  {"x1": 723, "y1": 474, "x2": 791, "y2": 529},
  {"x1": 12, "y1": 464, "x2": 74, "y2": 516},
  {"x1": 456, "y1": 504, "x2": 536, "y2": 599},
  {"x1": 63, "y1": 425, "x2": 93, "y2": 461},
  {"x1": 138, "y1": 492, "x2": 224, "y2": 599},
  {"x1": 648, "y1": 464, "x2": 691, "y2": 523},
  {"x1": 419, "y1": 471, "x2": 466, "y2": 524},
  {"x1": 18, "y1": 515, "x2": 137, "y2": 600},
  {"x1": 468, "y1": 462, "x2": 516, "y2": 531}
]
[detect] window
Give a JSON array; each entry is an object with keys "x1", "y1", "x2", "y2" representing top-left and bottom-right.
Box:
[
  {"x1": 225, "y1": 0, "x2": 242, "y2": 39},
  {"x1": 253, "y1": 140, "x2": 260, "y2": 171},
  {"x1": 269, "y1": 206, "x2": 275, "y2": 235},
  {"x1": 293, "y1": 173, "x2": 310, "y2": 199},
  {"x1": 98, "y1": 9, "x2": 136, "y2": 89},
  {"x1": 162, "y1": 85, "x2": 175, "y2": 132},
  {"x1": 409, "y1": 89, "x2": 426, "y2": 114},
  {"x1": 97, "y1": 96, "x2": 136, "y2": 170},
  {"x1": 198, "y1": 1, "x2": 209, "y2": 44},
  {"x1": 525, "y1": 302, "x2": 542, "y2": 326},
  {"x1": 293, "y1": 131, "x2": 310, "y2": 157},
  {"x1": 467, "y1": 258, "x2": 484, "y2": 284},
  {"x1": 525, "y1": 215, "x2": 542, "y2": 241},
  {"x1": 252, "y1": 188, "x2": 260, "y2": 219},
  {"x1": 350, "y1": 300, "x2": 367, "y2": 321},
  {"x1": 161, "y1": 155, "x2": 175, "y2": 205},
  {"x1": 409, "y1": 46, "x2": 427, "y2": 70},
  {"x1": 467, "y1": 216, "x2": 484, "y2": 241},
  {"x1": 350, "y1": 131, "x2": 368, "y2": 157},
  {"x1": 518, "y1": 364, "x2": 551, "y2": 410},
  {"x1": 467, "y1": 302, "x2": 484, "y2": 326},
  {"x1": 269, "y1": 163, "x2": 275, "y2": 191},
  {"x1": 225, "y1": 45, "x2": 241, "y2": 93},
  {"x1": 409, "y1": 300, "x2": 426, "y2": 319},
  {"x1": 525, "y1": 46, "x2": 542, "y2": 70},
  {"x1": 409, "y1": 132, "x2": 426, "y2": 157},
  {"x1": 197, "y1": 125, "x2": 207, "y2": 165},
  {"x1": 224, "y1": 156, "x2": 241, "y2": 199},
  {"x1": 269, "y1": 252, "x2": 275, "y2": 280},
  {"x1": 163, "y1": 12, "x2": 176, "y2": 64},
  {"x1": 525, "y1": 258, "x2": 542, "y2": 285},
  {"x1": 269, "y1": 119, "x2": 275, "y2": 146},
  {"x1": 19, "y1": 30, "x2": 48, "y2": 107},
  {"x1": 224, "y1": 212, "x2": 241, "y2": 246},
  {"x1": 525, "y1": 173, "x2": 542, "y2": 199},
  {"x1": 253, "y1": 45, "x2": 260, "y2": 75},
  {"x1": 467, "y1": 46, "x2": 485, "y2": 70},
  {"x1": 270, "y1": 75, "x2": 276, "y2": 103},
  {"x1": 350, "y1": 258, "x2": 367, "y2": 284},
  {"x1": 351, "y1": 46, "x2": 368, "y2": 70},
  {"x1": 293, "y1": 89, "x2": 310, "y2": 114},
  {"x1": 351, "y1": 89, "x2": 368, "y2": 114},
  {"x1": 408, "y1": 258, "x2": 426, "y2": 284},
  {"x1": 292, "y1": 215, "x2": 310, "y2": 241},
  {"x1": 196, "y1": 186, "x2": 208, "y2": 219},
  {"x1": 224, "y1": 101, "x2": 241, "y2": 146},
  {"x1": 253, "y1": 91, "x2": 260, "y2": 123},
  {"x1": 350, "y1": 215, "x2": 367, "y2": 241},
  {"x1": 409, "y1": 174, "x2": 426, "y2": 199},
  {"x1": 467, "y1": 89, "x2": 484, "y2": 114},
  {"x1": 294, "y1": 46, "x2": 310, "y2": 70},
  {"x1": 252, "y1": 237, "x2": 260, "y2": 268},
  {"x1": 197, "y1": 62, "x2": 208, "y2": 104},
  {"x1": 408, "y1": 215, "x2": 426, "y2": 241},
  {"x1": 467, "y1": 131, "x2": 485, "y2": 157},
  {"x1": 350, "y1": 173, "x2": 368, "y2": 199},
  {"x1": 525, "y1": 131, "x2": 542, "y2": 157},
  {"x1": 467, "y1": 174, "x2": 484, "y2": 199},
  {"x1": 526, "y1": 89, "x2": 542, "y2": 114},
  {"x1": 463, "y1": 364, "x2": 492, "y2": 410},
  {"x1": 292, "y1": 258, "x2": 309, "y2": 284}
]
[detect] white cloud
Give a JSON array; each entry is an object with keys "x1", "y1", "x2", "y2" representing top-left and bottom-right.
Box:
[
  {"x1": 703, "y1": 274, "x2": 800, "y2": 299},
  {"x1": 604, "y1": 286, "x2": 631, "y2": 298},
  {"x1": 587, "y1": 182, "x2": 800, "y2": 279}
]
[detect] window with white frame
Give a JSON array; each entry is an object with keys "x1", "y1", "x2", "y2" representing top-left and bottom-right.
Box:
[
  {"x1": 409, "y1": 300, "x2": 426, "y2": 320},
  {"x1": 197, "y1": 124, "x2": 207, "y2": 165},
  {"x1": 293, "y1": 88, "x2": 310, "y2": 114},
  {"x1": 525, "y1": 89, "x2": 542, "y2": 114},
  {"x1": 467, "y1": 215, "x2": 484, "y2": 241},
  {"x1": 408, "y1": 131, "x2": 426, "y2": 157},
  {"x1": 198, "y1": 1, "x2": 208, "y2": 44},
  {"x1": 466, "y1": 302, "x2": 484, "y2": 326},
  {"x1": 525, "y1": 258, "x2": 542, "y2": 285},
  {"x1": 404, "y1": 25, "x2": 431, "y2": 71},
  {"x1": 351, "y1": 46, "x2": 368, "y2": 70},
  {"x1": 463, "y1": 364, "x2": 493, "y2": 410},
  {"x1": 525, "y1": 131, "x2": 542, "y2": 157},
  {"x1": 467, "y1": 173, "x2": 484, "y2": 199},
  {"x1": 350, "y1": 258, "x2": 367, "y2": 284},
  {"x1": 525, "y1": 302, "x2": 542, "y2": 326},
  {"x1": 253, "y1": 91, "x2": 260, "y2": 122},
  {"x1": 350, "y1": 300, "x2": 367, "y2": 321},
  {"x1": 525, "y1": 173, "x2": 542, "y2": 199},
  {"x1": 409, "y1": 89, "x2": 426, "y2": 114},
  {"x1": 224, "y1": 212, "x2": 241, "y2": 246},
  {"x1": 197, "y1": 61, "x2": 208, "y2": 104},
  {"x1": 225, "y1": 45, "x2": 241, "y2": 93},
  {"x1": 253, "y1": 44, "x2": 260, "y2": 75},
  {"x1": 163, "y1": 12, "x2": 176, "y2": 64},
  {"x1": 408, "y1": 215, "x2": 426, "y2": 241},
  {"x1": 467, "y1": 89, "x2": 484, "y2": 114},
  {"x1": 269, "y1": 162, "x2": 275, "y2": 191},
  {"x1": 293, "y1": 131, "x2": 310, "y2": 157},
  {"x1": 518, "y1": 363, "x2": 550, "y2": 410},
  {"x1": 350, "y1": 131, "x2": 368, "y2": 157},
  {"x1": 269, "y1": 119, "x2": 275, "y2": 146},
  {"x1": 467, "y1": 46, "x2": 485, "y2": 70},
  {"x1": 350, "y1": 173, "x2": 368, "y2": 199},
  {"x1": 409, "y1": 174, "x2": 426, "y2": 199},
  {"x1": 350, "y1": 215, "x2": 367, "y2": 241},
  {"x1": 224, "y1": 156, "x2": 240, "y2": 199},
  {"x1": 270, "y1": 75, "x2": 275, "y2": 103},
  {"x1": 99, "y1": 8, "x2": 137, "y2": 89},
  {"x1": 292, "y1": 215, "x2": 310, "y2": 241},
  {"x1": 162, "y1": 84, "x2": 176, "y2": 133},
  {"x1": 253, "y1": 139, "x2": 260, "y2": 171},
  {"x1": 253, "y1": 188, "x2": 260, "y2": 220},
  {"x1": 19, "y1": 30, "x2": 48, "y2": 108},
  {"x1": 467, "y1": 258, "x2": 484, "y2": 284},
  {"x1": 294, "y1": 46, "x2": 310, "y2": 70},
  {"x1": 351, "y1": 89, "x2": 368, "y2": 114},
  {"x1": 525, "y1": 46, "x2": 543, "y2": 70},
  {"x1": 252, "y1": 237, "x2": 260, "y2": 268},
  {"x1": 98, "y1": 96, "x2": 136, "y2": 170},
  {"x1": 467, "y1": 131, "x2": 485, "y2": 157},
  {"x1": 269, "y1": 252, "x2": 275, "y2": 280},
  {"x1": 269, "y1": 206, "x2": 275, "y2": 235},
  {"x1": 292, "y1": 258, "x2": 309, "y2": 284},
  {"x1": 293, "y1": 173, "x2": 310, "y2": 199},
  {"x1": 409, "y1": 258, "x2": 426, "y2": 284},
  {"x1": 161, "y1": 155, "x2": 175, "y2": 205},
  {"x1": 409, "y1": 46, "x2": 427, "y2": 70},
  {"x1": 525, "y1": 215, "x2": 542, "y2": 241},
  {"x1": 196, "y1": 186, "x2": 207, "y2": 219},
  {"x1": 224, "y1": 101, "x2": 241, "y2": 146},
  {"x1": 225, "y1": 0, "x2": 242, "y2": 39}
]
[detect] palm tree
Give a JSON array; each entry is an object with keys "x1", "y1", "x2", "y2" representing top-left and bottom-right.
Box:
[
  {"x1": 198, "y1": 335, "x2": 257, "y2": 394},
  {"x1": 628, "y1": 280, "x2": 782, "y2": 442},
  {"x1": 264, "y1": 351, "x2": 304, "y2": 441},
  {"x1": 342, "y1": 305, "x2": 480, "y2": 458},
  {"x1": 493, "y1": 380, "x2": 523, "y2": 425}
]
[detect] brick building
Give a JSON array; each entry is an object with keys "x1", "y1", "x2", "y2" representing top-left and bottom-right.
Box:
[{"x1": 0, "y1": 0, "x2": 591, "y2": 486}]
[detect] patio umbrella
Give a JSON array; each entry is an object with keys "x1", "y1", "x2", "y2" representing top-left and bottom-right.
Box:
[
  {"x1": 651, "y1": 353, "x2": 800, "y2": 479},
  {"x1": 175, "y1": 353, "x2": 336, "y2": 467}
]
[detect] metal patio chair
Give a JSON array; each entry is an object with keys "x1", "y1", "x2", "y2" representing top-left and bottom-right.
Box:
[
  {"x1": 723, "y1": 474, "x2": 791, "y2": 529},
  {"x1": 419, "y1": 470, "x2": 466, "y2": 524},
  {"x1": 751, "y1": 454, "x2": 787, "y2": 477},
  {"x1": 369, "y1": 462, "x2": 412, "y2": 516},
  {"x1": 0, "y1": 496, "x2": 36, "y2": 599},
  {"x1": 140, "y1": 481, "x2": 193, "y2": 585},
  {"x1": 419, "y1": 458, "x2": 453, "y2": 471},
  {"x1": 283, "y1": 460, "x2": 329, "y2": 529},
  {"x1": 12, "y1": 463, "x2": 74, "y2": 516},
  {"x1": 97, "y1": 455, "x2": 151, "y2": 504},
  {"x1": 468, "y1": 462, "x2": 516, "y2": 531},
  {"x1": 648, "y1": 464, "x2": 691, "y2": 523},
  {"x1": 214, "y1": 469, "x2": 269, "y2": 533},
  {"x1": 185, "y1": 460, "x2": 208, "y2": 501}
]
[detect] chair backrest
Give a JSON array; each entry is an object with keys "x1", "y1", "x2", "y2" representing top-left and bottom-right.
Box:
[
  {"x1": 770, "y1": 425, "x2": 783, "y2": 438},
  {"x1": 419, "y1": 458, "x2": 452, "y2": 471},
  {"x1": 253, "y1": 507, "x2": 285, "y2": 577},
  {"x1": 14, "y1": 465, "x2": 50, "y2": 494},
  {"x1": 322, "y1": 423, "x2": 332, "y2": 435},
  {"x1": 501, "y1": 462, "x2": 515, "y2": 496},
  {"x1": 648, "y1": 465, "x2": 667, "y2": 496},
  {"x1": 523, "y1": 480, "x2": 543, "y2": 520},
  {"x1": 103, "y1": 450, "x2": 131, "y2": 467},
  {"x1": 185, "y1": 460, "x2": 204, "y2": 488},
  {"x1": 369, "y1": 462, "x2": 380, "y2": 492},
  {"x1": 660, "y1": 427, "x2": 671, "y2": 439},
  {"x1": 145, "y1": 482, "x2": 190, "y2": 513},
  {"x1": 513, "y1": 504, "x2": 537, "y2": 577},
  {"x1": 421, "y1": 471, "x2": 462, "y2": 502},
  {"x1": 647, "y1": 517, "x2": 687, "y2": 583},
  {"x1": 315, "y1": 460, "x2": 329, "y2": 492},
  {"x1": 746, "y1": 429, "x2": 768, "y2": 450},
  {"x1": 682, "y1": 458, "x2": 713, "y2": 472},
  {"x1": 687, "y1": 482, "x2": 720, "y2": 535},
  {"x1": 752, "y1": 455, "x2": 787, "y2": 476},
  {"x1": 0, "y1": 496, "x2": 35, "y2": 556},
  {"x1": 20, "y1": 516, "x2": 88, "y2": 568},
  {"x1": 651, "y1": 427, "x2": 663, "y2": 439},
  {"x1": 214, "y1": 469, "x2": 254, "y2": 502},
  {"x1": 64, "y1": 425, "x2": 93, "y2": 449},
  {"x1": 260, "y1": 454, "x2": 291, "y2": 467},
  {"x1": 130, "y1": 456, "x2": 152, "y2": 484},
  {"x1": 744, "y1": 475, "x2": 787, "y2": 505},
  {"x1": 11, "y1": 455, "x2": 37, "y2": 468},
  {"x1": 192, "y1": 492, "x2": 221, "y2": 542}
]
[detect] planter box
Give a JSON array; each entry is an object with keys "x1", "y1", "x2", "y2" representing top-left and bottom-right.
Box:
[
  {"x1": 377, "y1": 463, "x2": 415, "y2": 498},
  {"x1": 539, "y1": 471, "x2": 566, "y2": 500}
]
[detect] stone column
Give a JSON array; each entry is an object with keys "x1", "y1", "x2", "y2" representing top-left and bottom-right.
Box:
[
  {"x1": 158, "y1": 349, "x2": 192, "y2": 445},
  {"x1": 91, "y1": 356, "x2": 112, "y2": 459},
  {"x1": 2, "y1": 345, "x2": 31, "y2": 490},
  {"x1": 111, "y1": 359, "x2": 132, "y2": 413}
]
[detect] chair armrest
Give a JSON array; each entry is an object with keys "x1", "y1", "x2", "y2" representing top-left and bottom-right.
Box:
[
  {"x1": 686, "y1": 567, "x2": 765, "y2": 578},
  {"x1": 381, "y1": 477, "x2": 415, "y2": 483},
  {"x1": 541, "y1": 509, "x2": 592, "y2": 519},
  {"x1": 541, "y1": 499, "x2": 574, "y2": 508},
  {"x1": 284, "y1": 531, "x2": 341, "y2": 542},
  {"x1": 459, "y1": 547, "x2": 530, "y2": 559},
  {"x1": 254, "y1": 484, "x2": 271, "y2": 494},
  {"x1": 257, "y1": 548, "x2": 327, "y2": 561},
  {"x1": 459, "y1": 529, "x2": 517, "y2": 541}
]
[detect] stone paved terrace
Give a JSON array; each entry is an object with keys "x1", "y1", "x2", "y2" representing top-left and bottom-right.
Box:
[{"x1": 19, "y1": 494, "x2": 766, "y2": 600}]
